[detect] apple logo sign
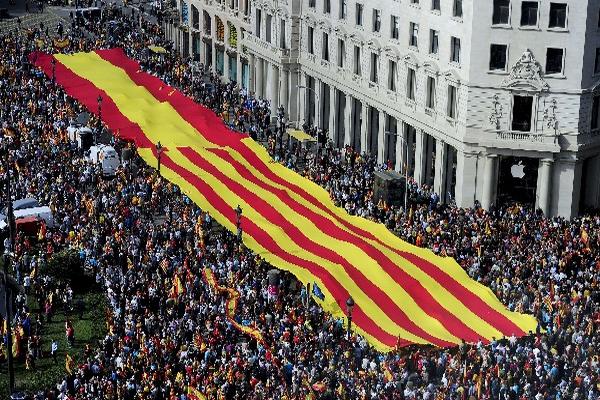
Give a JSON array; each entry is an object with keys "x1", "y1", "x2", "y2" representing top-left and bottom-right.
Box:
[{"x1": 511, "y1": 161, "x2": 526, "y2": 179}]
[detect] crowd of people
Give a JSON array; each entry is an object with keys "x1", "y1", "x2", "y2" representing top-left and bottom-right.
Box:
[{"x1": 0, "y1": 3, "x2": 599, "y2": 400}]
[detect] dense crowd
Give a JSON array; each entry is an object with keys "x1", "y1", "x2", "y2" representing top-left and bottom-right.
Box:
[{"x1": 0, "y1": 4, "x2": 598, "y2": 400}]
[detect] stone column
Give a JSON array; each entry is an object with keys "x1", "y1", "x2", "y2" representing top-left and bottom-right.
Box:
[
  {"x1": 256, "y1": 58, "x2": 264, "y2": 98},
  {"x1": 298, "y1": 73, "x2": 307, "y2": 125},
  {"x1": 211, "y1": 42, "x2": 217, "y2": 75},
  {"x1": 360, "y1": 102, "x2": 368, "y2": 154},
  {"x1": 344, "y1": 93, "x2": 353, "y2": 147},
  {"x1": 223, "y1": 51, "x2": 230, "y2": 80},
  {"x1": 433, "y1": 139, "x2": 448, "y2": 202},
  {"x1": 314, "y1": 78, "x2": 322, "y2": 129},
  {"x1": 236, "y1": 55, "x2": 243, "y2": 86},
  {"x1": 377, "y1": 110, "x2": 385, "y2": 164},
  {"x1": 481, "y1": 154, "x2": 498, "y2": 210},
  {"x1": 395, "y1": 122, "x2": 406, "y2": 172},
  {"x1": 328, "y1": 88, "x2": 337, "y2": 142},
  {"x1": 553, "y1": 158, "x2": 582, "y2": 217},
  {"x1": 280, "y1": 68, "x2": 290, "y2": 113},
  {"x1": 455, "y1": 150, "x2": 478, "y2": 209},
  {"x1": 413, "y1": 129, "x2": 427, "y2": 185},
  {"x1": 248, "y1": 53, "x2": 256, "y2": 94},
  {"x1": 537, "y1": 158, "x2": 553, "y2": 216},
  {"x1": 288, "y1": 68, "x2": 299, "y2": 125},
  {"x1": 270, "y1": 63, "x2": 280, "y2": 114}
]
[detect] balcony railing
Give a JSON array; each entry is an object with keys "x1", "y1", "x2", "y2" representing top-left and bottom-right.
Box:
[
  {"x1": 241, "y1": 33, "x2": 291, "y2": 59},
  {"x1": 496, "y1": 131, "x2": 557, "y2": 144}
]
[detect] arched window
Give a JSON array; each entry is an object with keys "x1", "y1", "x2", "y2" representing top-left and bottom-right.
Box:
[
  {"x1": 191, "y1": 5, "x2": 199, "y2": 30},
  {"x1": 203, "y1": 11, "x2": 211, "y2": 35},
  {"x1": 228, "y1": 22, "x2": 237, "y2": 47},
  {"x1": 216, "y1": 17, "x2": 225, "y2": 42}
]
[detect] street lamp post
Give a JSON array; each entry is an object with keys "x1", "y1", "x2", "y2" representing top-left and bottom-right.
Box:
[
  {"x1": 1, "y1": 144, "x2": 16, "y2": 395},
  {"x1": 297, "y1": 85, "x2": 321, "y2": 159},
  {"x1": 346, "y1": 296, "x2": 354, "y2": 340},
  {"x1": 156, "y1": 141, "x2": 163, "y2": 176},
  {"x1": 51, "y1": 58, "x2": 56, "y2": 83},
  {"x1": 392, "y1": 132, "x2": 410, "y2": 212},
  {"x1": 96, "y1": 95, "x2": 103, "y2": 139},
  {"x1": 235, "y1": 205, "x2": 242, "y2": 241}
]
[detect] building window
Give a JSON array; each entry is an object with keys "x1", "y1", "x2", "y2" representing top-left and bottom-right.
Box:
[
  {"x1": 432, "y1": 0, "x2": 440, "y2": 11},
  {"x1": 411, "y1": 0, "x2": 419, "y2": 4},
  {"x1": 322, "y1": 32, "x2": 329, "y2": 61},
  {"x1": 595, "y1": 48, "x2": 600, "y2": 74},
  {"x1": 489, "y1": 44, "x2": 508, "y2": 70},
  {"x1": 409, "y1": 22, "x2": 418, "y2": 47},
  {"x1": 280, "y1": 19, "x2": 286, "y2": 49},
  {"x1": 388, "y1": 60, "x2": 397, "y2": 91},
  {"x1": 337, "y1": 39, "x2": 345, "y2": 67},
  {"x1": 406, "y1": 67, "x2": 416, "y2": 100},
  {"x1": 453, "y1": 0, "x2": 463, "y2": 18},
  {"x1": 391, "y1": 16, "x2": 399, "y2": 39},
  {"x1": 548, "y1": 3, "x2": 567, "y2": 28},
  {"x1": 309, "y1": 0, "x2": 315, "y2": 8},
  {"x1": 356, "y1": 3, "x2": 364, "y2": 26},
  {"x1": 426, "y1": 76, "x2": 436, "y2": 109},
  {"x1": 493, "y1": 0, "x2": 510, "y2": 25},
  {"x1": 370, "y1": 53, "x2": 378, "y2": 83},
  {"x1": 451, "y1": 37, "x2": 461, "y2": 64},
  {"x1": 265, "y1": 14, "x2": 272, "y2": 43},
  {"x1": 545, "y1": 48, "x2": 564, "y2": 75},
  {"x1": 447, "y1": 85, "x2": 458, "y2": 119},
  {"x1": 372, "y1": 9, "x2": 382, "y2": 32},
  {"x1": 354, "y1": 45, "x2": 361, "y2": 75},
  {"x1": 429, "y1": 29, "x2": 439, "y2": 54},
  {"x1": 521, "y1": 1, "x2": 538, "y2": 26},
  {"x1": 307, "y1": 26, "x2": 314, "y2": 54},
  {"x1": 339, "y1": 0, "x2": 347, "y2": 19},
  {"x1": 512, "y1": 95, "x2": 533, "y2": 131},
  {"x1": 255, "y1": 9, "x2": 261, "y2": 38},
  {"x1": 324, "y1": 0, "x2": 331, "y2": 14},
  {"x1": 592, "y1": 96, "x2": 600, "y2": 130}
]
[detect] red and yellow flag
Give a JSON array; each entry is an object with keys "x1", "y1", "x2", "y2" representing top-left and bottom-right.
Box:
[
  {"x1": 187, "y1": 386, "x2": 207, "y2": 400},
  {"x1": 31, "y1": 49, "x2": 538, "y2": 351}
]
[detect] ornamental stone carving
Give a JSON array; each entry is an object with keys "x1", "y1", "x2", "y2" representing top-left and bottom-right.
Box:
[{"x1": 502, "y1": 49, "x2": 549, "y2": 92}]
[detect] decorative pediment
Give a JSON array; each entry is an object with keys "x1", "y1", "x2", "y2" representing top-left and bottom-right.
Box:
[
  {"x1": 422, "y1": 60, "x2": 440, "y2": 74},
  {"x1": 502, "y1": 49, "x2": 549, "y2": 92},
  {"x1": 383, "y1": 45, "x2": 400, "y2": 60},
  {"x1": 442, "y1": 69, "x2": 461, "y2": 84},
  {"x1": 318, "y1": 19, "x2": 333, "y2": 32},
  {"x1": 403, "y1": 53, "x2": 419, "y2": 67},
  {"x1": 333, "y1": 25, "x2": 349, "y2": 38},
  {"x1": 366, "y1": 38, "x2": 382, "y2": 51}
]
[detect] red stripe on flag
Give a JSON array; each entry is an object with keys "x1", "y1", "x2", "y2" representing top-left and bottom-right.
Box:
[
  {"x1": 177, "y1": 146, "x2": 453, "y2": 347},
  {"x1": 195, "y1": 147, "x2": 483, "y2": 343},
  {"x1": 158, "y1": 151, "x2": 404, "y2": 347}
]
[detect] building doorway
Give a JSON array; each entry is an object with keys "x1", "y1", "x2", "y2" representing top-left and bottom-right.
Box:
[{"x1": 497, "y1": 156, "x2": 538, "y2": 206}]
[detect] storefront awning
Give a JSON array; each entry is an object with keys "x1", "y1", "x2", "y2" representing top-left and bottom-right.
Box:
[
  {"x1": 287, "y1": 129, "x2": 316, "y2": 142},
  {"x1": 148, "y1": 45, "x2": 167, "y2": 54}
]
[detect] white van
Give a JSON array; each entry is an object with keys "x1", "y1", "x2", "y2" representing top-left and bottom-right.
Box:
[{"x1": 87, "y1": 145, "x2": 120, "y2": 177}]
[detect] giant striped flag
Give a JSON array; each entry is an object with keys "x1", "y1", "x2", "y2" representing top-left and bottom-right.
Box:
[{"x1": 31, "y1": 48, "x2": 538, "y2": 351}]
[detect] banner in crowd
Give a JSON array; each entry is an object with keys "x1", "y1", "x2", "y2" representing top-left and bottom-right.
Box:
[{"x1": 31, "y1": 48, "x2": 538, "y2": 352}]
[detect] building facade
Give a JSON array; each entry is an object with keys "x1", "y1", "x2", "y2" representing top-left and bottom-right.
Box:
[{"x1": 171, "y1": 0, "x2": 600, "y2": 218}]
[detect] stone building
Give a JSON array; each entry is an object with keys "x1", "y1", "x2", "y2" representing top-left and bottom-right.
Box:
[{"x1": 170, "y1": 0, "x2": 600, "y2": 217}]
